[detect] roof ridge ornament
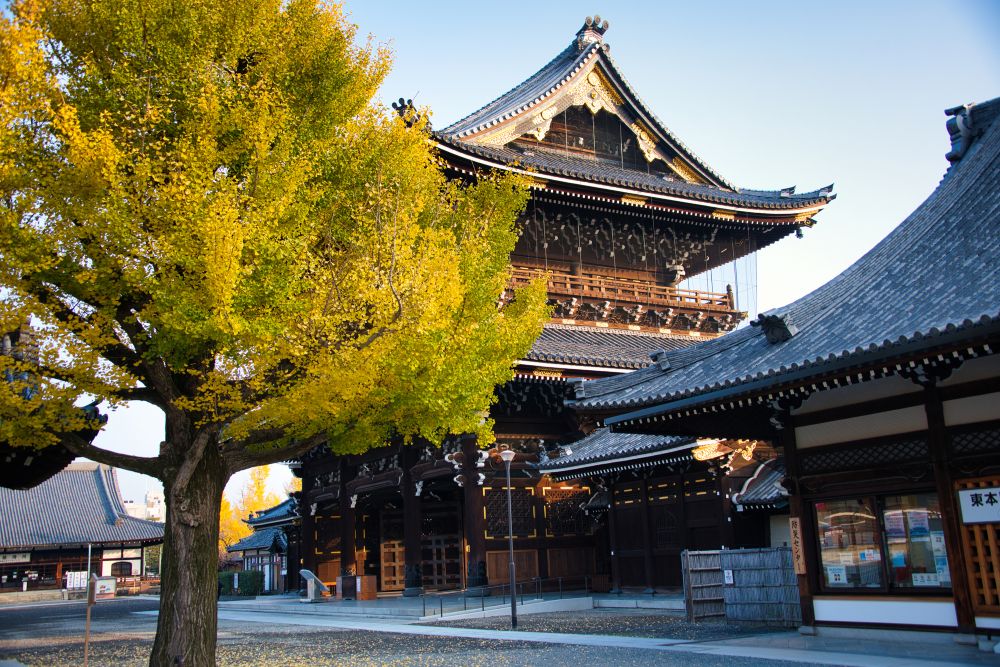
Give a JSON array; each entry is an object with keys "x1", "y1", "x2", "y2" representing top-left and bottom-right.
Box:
[
  {"x1": 751, "y1": 313, "x2": 799, "y2": 344},
  {"x1": 576, "y1": 15, "x2": 610, "y2": 51},
  {"x1": 648, "y1": 348, "x2": 671, "y2": 371}
]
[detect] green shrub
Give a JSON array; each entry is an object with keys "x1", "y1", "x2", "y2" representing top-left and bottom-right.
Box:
[{"x1": 217, "y1": 570, "x2": 264, "y2": 596}]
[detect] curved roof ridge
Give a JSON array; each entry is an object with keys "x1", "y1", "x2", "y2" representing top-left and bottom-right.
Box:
[
  {"x1": 573, "y1": 97, "x2": 1000, "y2": 414},
  {"x1": 435, "y1": 135, "x2": 833, "y2": 211},
  {"x1": 442, "y1": 41, "x2": 598, "y2": 137},
  {"x1": 596, "y1": 46, "x2": 733, "y2": 190}
]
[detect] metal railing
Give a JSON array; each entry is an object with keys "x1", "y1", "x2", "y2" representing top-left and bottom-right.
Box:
[
  {"x1": 508, "y1": 267, "x2": 735, "y2": 312},
  {"x1": 420, "y1": 575, "x2": 594, "y2": 618}
]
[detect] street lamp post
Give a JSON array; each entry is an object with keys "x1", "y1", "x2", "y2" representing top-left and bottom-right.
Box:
[{"x1": 498, "y1": 448, "x2": 517, "y2": 630}]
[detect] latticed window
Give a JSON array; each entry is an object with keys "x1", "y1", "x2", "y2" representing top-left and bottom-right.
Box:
[
  {"x1": 800, "y1": 437, "x2": 927, "y2": 474},
  {"x1": 544, "y1": 486, "x2": 590, "y2": 537},
  {"x1": 951, "y1": 426, "x2": 1000, "y2": 455},
  {"x1": 485, "y1": 487, "x2": 535, "y2": 539},
  {"x1": 110, "y1": 561, "x2": 132, "y2": 577}
]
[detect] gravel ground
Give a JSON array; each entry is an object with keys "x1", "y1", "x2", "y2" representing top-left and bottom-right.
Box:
[
  {"x1": 2, "y1": 627, "x2": 805, "y2": 667},
  {"x1": 426, "y1": 608, "x2": 790, "y2": 641}
]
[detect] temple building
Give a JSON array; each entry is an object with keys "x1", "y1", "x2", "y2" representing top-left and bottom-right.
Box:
[
  {"x1": 570, "y1": 98, "x2": 1000, "y2": 634},
  {"x1": 227, "y1": 498, "x2": 300, "y2": 594},
  {"x1": 0, "y1": 461, "x2": 164, "y2": 594},
  {"x1": 295, "y1": 18, "x2": 833, "y2": 595}
]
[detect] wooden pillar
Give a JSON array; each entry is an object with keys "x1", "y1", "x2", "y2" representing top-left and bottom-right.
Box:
[
  {"x1": 535, "y1": 480, "x2": 549, "y2": 581},
  {"x1": 719, "y1": 470, "x2": 736, "y2": 548},
  {"x1": 780, "y1": 423, "x2": 816, "y2": 627},
  {"x1": 639, "y1": 476, "x2": 656, "y2": 593},
  {"x1": 338, "y1": 460, "x2": 356, "y2": 576},
  {"x1": 401, "y1": 447, "x2": 423, "y2": 596},
  {"x1": 608, "y1": 482, "x2": 622, "y2": 594},
  {"x1": 461, "y1": 435, "x2": 488, "y2": 590},
  {"x1": 924, "y1": 384, "x2": 976, "y2": 631},
  {"x1": 300, "y1": 486, "x2": 317, "y2": 577}
]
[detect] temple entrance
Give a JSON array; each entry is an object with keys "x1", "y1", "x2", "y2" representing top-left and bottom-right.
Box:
[
  {"x1": 379, "y1": 511, "x2": 405, "y2": 591},
  {"x1": 378, "y1": 500, "x2": 464, "y2": 592}
]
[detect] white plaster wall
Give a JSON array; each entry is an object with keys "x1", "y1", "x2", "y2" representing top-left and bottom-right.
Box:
[
  {"x1": 943, "y1": 392, "x2": 1000, "y2": 426},
  {"x1": 791, "y1": 375, "x2": 919, "y2": 415},
  {"x1": 812, "y1": 597, "x2": 957, "y2": 627},
  {"x1": 101, "y1": 558, "x2": 141, "y2": 577},
  {"x1": 939, "y1": 354, "x2": 1000, "y2": 387},
  {"x1": 794, "y1": 407, "x2": 928, "y2": 449},
  {"x1": 769, "y1": 514, "x2": 791, "y2": 548}
]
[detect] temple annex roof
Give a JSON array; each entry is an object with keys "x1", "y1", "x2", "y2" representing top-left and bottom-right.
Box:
[
  {"x1": 247, "y1": 498, "x2": 297, "y2": 528},
  {"x1": 228, "y1": 526, "x2": 287, "y2": 554},
  {"x1": 568, "y1": 97, "x2": 1000, "y2": 424},
  {"x1": 435, "y1": 17, "x2": 834, "y2": 217},
  {"x1": 0, "y1": 461, "x2": 164, "y2": 550},
  {"x1": 525, "y1": 324, "x2": 700, "y2": 370},
  {"x1": 538, "y1": 427, "x2": 696, "y2": 479}
]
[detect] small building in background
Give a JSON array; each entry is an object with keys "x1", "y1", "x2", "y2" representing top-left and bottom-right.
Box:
[
  {"x1": 0, "y1": 461, "x2": 164, "y2": 594},
  {"x1": 124, "y1": 487, "x2": 165, "y2": 522},
  {"x1": 227, "y1": 498, "x2": 299, "y2": 594}
]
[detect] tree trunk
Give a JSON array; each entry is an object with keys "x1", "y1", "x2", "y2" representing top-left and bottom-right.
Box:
[{"x1": 150, "y1": 429, "x2": 227, "y2": 667}]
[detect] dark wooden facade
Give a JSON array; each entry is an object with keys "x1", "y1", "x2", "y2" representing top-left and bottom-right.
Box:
[{"x1": 294, "y1": 18, "x2": 829, "y2": 595}]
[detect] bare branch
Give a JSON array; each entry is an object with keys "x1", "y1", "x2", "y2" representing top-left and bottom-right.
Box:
[
  {"x1": 223, "y1": 433, "x2": 327, "y2": 474},
  {"x1": 61, "y1": 432, "x2": 162, "y2": 478}
]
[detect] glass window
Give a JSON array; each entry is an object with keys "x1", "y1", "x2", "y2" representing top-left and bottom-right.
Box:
[
  {"x1": 815, "y1": 498, "x2": 884, "y2": 589},
  {"x1": 882, "y1": 493, "x2": 951, "y2": 589}
]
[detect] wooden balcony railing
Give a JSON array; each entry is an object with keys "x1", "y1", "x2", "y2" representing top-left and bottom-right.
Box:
[{"x1": 508, "y1": 267, "x2": 736, "y2": 313}]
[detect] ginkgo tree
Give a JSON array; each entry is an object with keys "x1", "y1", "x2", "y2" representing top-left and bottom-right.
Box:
[{"x1": 0, "y1": 1, "x2": 547, "y2": 665}]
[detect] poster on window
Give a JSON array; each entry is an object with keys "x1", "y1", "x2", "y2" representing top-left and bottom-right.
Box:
[
  {"x1": 958, "y1": 487, "x2": 1000, "y2": 524},
  {"x1": 930, "y1": 531, "x2": 946, "y2": 556},
  {"x1": 908, "y1": 510, "x2": 930, "y2": 541},
  {"x1": 884, "y1": 511, "x2": 906, "y2": 539},
  {"x1": 935, "y1": 556, "x2": 951, "y2": 584},
  {"x1": 825, "y1": 565, "x2": 849, "y2": 586}
]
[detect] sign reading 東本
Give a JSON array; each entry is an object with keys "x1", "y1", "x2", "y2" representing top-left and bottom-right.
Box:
[{"x1": 957, "y1": 487, "x2": 1000, "y2": 524}]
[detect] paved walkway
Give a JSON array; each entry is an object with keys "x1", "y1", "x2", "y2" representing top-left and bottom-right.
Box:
[{"x1": 204, "y1": 608, "x2": 993, "y2": 666}]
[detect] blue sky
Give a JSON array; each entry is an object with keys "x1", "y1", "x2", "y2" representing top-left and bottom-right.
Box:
[{"x1": 106, "y1": 0, "x2": 1000, "y2": 503}]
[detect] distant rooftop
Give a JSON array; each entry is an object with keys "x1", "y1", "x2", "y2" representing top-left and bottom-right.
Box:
[{"x1": 0, "y1": 461, "x2": 164, "y2": 549}]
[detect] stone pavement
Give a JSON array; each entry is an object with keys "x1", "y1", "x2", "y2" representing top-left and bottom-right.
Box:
[{"x1": 194, "y1": 595, "x2": 1000, "y2": 667}]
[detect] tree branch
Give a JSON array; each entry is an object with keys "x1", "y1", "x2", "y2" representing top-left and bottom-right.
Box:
[
  {"x1": 223, "y1": 432, "x2": 327, "y2": 474},
  {"x1": 172, "y1": 425, "x2": 220, "y2": 497},
  {"x1": 61, "y1": 432, "x2": 162, "y2": 478}
]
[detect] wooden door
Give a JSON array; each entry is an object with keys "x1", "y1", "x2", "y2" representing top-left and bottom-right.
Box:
[
  {"x1": 957, "y1": 476, "x2": 1000, "y2": 616},
  {"x1": 421, "y1": 535, "x2": 462, "y2": 589},
  {"x1": 380, "y1": 511, "x2": 405, "y2": 591},
  {"x1": 486, "y1": 549, "x2": 538, "y2": 584}
]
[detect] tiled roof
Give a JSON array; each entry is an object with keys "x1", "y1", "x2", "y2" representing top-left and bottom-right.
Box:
[
  {"x1": 436, "y1": 136, "x2": 833, "y2": 212},
  {"x1": 247, "y1": 498, "x2": 296, "y2": 527},
  {"x1": 732, "y1": 461, "x2": 787, "y2": 509},
  {"x1": 572, "y1": 97, "x2": 1000, "y2": 417},
  {"x1": 442, "y1": 40, "x2": 598, "y2": 142},
  {"x1": 526, "y1": 324, "x2": 698, "y2": 369},
  {"x1": 537, "y1": 427, "x2": 694, "y2": 474},
  {"x1": 437, "y1": 20, "x2": 834, "y2": 213},
  {"x1": 0, "y1": 461, "x2": 164, "y2": 549},
  {"x1": 228, "y1": 526, "x2": 286, "y2": 553}
]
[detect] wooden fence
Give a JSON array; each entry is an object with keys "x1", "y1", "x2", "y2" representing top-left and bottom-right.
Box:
[{"x1": 682, "y1": 548, "x2": 801, "y2": 626}]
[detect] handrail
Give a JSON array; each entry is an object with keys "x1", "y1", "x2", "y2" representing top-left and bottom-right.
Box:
[
  {"x1": 509, "y1": 267, "x2": 735, "y2": 311},
  {"x1": 419, "y1": 575, "x2": 594, "y2": 618}
]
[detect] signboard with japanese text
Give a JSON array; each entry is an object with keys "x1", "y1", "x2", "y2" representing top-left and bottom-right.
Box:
[
  {"x1": 0, "y1": 553, "x2": 30, "y2": 565},
  {"x1": 958, "y1": 487, "x2": 1000, "y2": 524},
  {"x1": 790, "y1": 517, "x2": 806, "y2": 575}
]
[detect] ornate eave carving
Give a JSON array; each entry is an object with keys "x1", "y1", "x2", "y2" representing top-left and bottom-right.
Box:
[{"x1": 463, "y1": 61, "x2": 703, "y2": 183}]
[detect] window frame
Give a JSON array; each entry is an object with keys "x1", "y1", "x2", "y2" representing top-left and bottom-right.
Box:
[{"x1": 812, "y1": 490, "x2": 953, "y2": 596}]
